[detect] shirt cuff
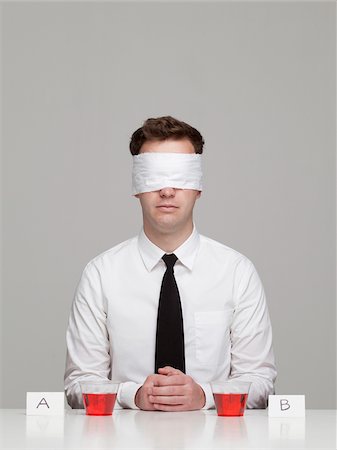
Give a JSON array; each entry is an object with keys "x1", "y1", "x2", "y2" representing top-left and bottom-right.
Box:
[
  {"x1": 117, "y1": 382, "x2": 142, "y2": 409},
  {"x1": 198, "y1": 382, "x2": 215, "y2": 410}
]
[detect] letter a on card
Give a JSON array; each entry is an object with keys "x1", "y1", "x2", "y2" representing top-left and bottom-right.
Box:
[{"x1": 26, "y1": 392, "x2": 65, "y2": 416}]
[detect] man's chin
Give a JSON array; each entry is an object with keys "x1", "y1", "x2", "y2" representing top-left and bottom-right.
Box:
[{"x1": 153, "y1": 218, "x2": 182, "y2": 234}]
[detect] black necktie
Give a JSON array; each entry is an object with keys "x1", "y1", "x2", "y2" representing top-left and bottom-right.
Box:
[{"x1": 155, "y1": 253, "x2": 185, "y2": 373}]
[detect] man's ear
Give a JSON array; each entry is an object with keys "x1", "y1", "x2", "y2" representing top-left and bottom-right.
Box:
[
  {"x1": 196, "y1": 191, "x2": 202, "y2": 199},
  {"x1": 134, "y1": 194, "x2": 140, "y2": 199}
]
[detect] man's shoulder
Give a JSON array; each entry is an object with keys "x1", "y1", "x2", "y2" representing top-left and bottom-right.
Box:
[
  {"x1": 199, "y1": 233, "x2": 253, "y2": 267},
  {"x1": 85, "y1": 235, "x2": 138, "y2": 269}
]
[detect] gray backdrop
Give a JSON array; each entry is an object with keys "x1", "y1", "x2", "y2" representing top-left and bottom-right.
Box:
[{"x1": 1, "y1": 1, "x2": 336, "y2": 408}]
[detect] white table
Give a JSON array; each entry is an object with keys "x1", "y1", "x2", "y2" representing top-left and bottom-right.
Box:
[{"x1": 0, "y1": 409, "x2": 335, "y2": 449}]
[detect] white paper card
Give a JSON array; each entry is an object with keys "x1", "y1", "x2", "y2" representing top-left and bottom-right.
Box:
[
  {"x1": 268, "y1": 395, "x2": 305, "y2": 417},
  {"x1": 26, "y1": 392, "x2": 65, "y2": 416}
]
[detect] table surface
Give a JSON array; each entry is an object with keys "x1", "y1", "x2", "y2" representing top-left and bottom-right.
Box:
[{"x1": 0, "y1": 409, "x2": 335, "y2": 449}]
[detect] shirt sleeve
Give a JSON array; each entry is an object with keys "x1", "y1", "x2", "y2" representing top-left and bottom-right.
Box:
[
  {"x1": 198, "y1": 382, "x2": 214, "y2": 410},
  {"x1": 229, "y1": 258, "x2": 277, "y2": 409},
  {"x1": 64, "y1": 261, "x2": 137, "y2": 409}
]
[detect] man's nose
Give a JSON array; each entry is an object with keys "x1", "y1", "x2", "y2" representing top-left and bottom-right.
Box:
[{"x1": 159, "y1": 187, "x2": 176, "y2": 197}]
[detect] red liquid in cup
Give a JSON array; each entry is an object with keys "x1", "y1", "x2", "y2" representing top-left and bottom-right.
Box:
[
  {"x1": 82, "y1": 393, "x2": 117, "y2": 416},
  {"x1": 213, "y1": 393, "x2": 248, "y2": 416}
]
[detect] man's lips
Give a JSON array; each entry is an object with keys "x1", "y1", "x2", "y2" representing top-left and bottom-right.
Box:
[{"x1": 156, "y1": 204, "x2": 178, "y2": 209}]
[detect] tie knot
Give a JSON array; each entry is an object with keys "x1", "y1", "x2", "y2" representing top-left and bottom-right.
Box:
[{"x1": 162, "y1": 253, "x2": 178, "y2": 270}]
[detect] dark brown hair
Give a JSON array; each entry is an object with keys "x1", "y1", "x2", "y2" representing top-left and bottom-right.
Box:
[{"x1": 129, "y1": 116, "x2": 204, "y2": 155}]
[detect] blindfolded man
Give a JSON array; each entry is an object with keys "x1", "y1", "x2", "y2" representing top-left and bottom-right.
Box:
[{"x1": 64, "y1": 116, "x2": 277, "y2": 411}]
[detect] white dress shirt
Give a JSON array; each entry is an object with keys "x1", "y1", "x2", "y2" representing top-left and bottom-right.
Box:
[{"x1": 64, "y1": 226, "x2": 277, "y2": 410}]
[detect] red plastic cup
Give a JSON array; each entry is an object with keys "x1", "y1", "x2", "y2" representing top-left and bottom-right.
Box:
[
  {"x1": 211, "y1": 381, "x2": 251, "y2": 416},
  {"x1": 80, "y1": 381, "x2": 119, "y2": 416}
]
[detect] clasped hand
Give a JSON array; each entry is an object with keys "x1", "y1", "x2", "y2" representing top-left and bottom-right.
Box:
[{"x1": 135, "y1": 366, "x2": 206, "y2": 411}]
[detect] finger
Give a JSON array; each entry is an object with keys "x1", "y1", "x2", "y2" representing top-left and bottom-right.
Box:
[
  {"x1": 153, "y1": 403, "x2": 188, "y2": 412},
  {"x1": 150, "y1": 395, "x2": 185, "y2": 405},
  {"x1": 158, "y1": 367, "x2": 182, "y2": 375},
  {"x1": 151, "y1": 385, "x2": 184, "y2": 396},
  {"x1": 146, "y1": 385, "x2": 153, "y2": 395},
  {"x1": 155, "y1": 374, "x2": 187, "y2": 386},
  {"x1": 158, "y1": 366, "x2": 179, "y2": 372},
  {"x1": 145, "y1": 375, "x2": 166, "y2": 386}
]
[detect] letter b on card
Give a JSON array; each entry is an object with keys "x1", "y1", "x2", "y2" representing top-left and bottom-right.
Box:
[{"x1": 268, "y1": 395, "x2": 305, "y2": 417}]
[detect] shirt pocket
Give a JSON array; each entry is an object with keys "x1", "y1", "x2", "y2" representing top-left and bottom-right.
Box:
[{"x1": 194, "y1": 310, "x2": 232, "y2": 368}]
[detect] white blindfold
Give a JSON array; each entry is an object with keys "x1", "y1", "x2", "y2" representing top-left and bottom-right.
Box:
[{"x1": 132, "y1": 153, "x2": 203, "y2": 195}]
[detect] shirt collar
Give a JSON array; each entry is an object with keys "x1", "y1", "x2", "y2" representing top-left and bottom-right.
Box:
[{"x1": 138, "y1": 225, "x2": 200, "y2": 272}]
